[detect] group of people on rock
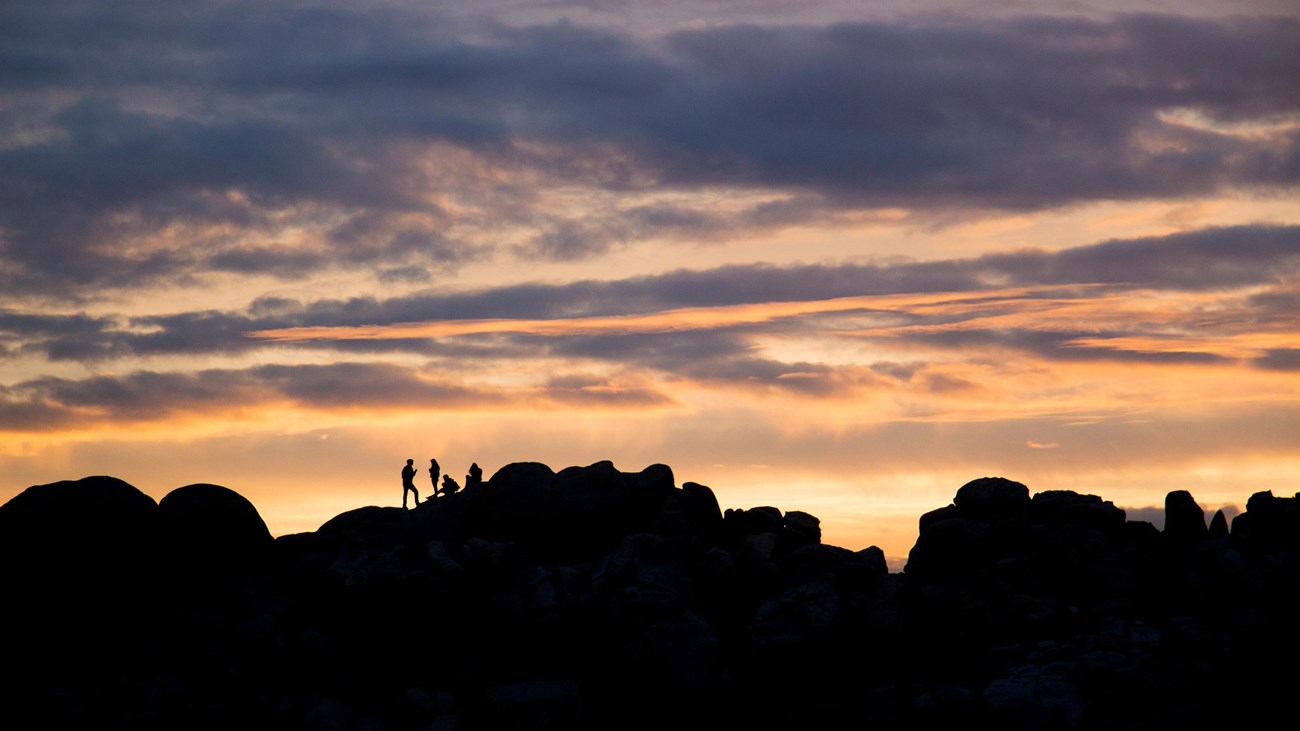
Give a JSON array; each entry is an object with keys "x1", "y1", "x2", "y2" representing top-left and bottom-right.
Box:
[{"x1": 401, "y1": 458, "x2": 483, "y2": 508}]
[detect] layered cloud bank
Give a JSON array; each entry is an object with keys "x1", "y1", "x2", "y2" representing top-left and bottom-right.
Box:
[{"x1": 1, "y1": 1, "x2": 1297, "y2": 559}]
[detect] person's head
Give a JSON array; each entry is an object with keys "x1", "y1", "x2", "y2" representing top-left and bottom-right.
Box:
[{"x1": 406, "y1": 458, "x2": 413, "y2": 465}]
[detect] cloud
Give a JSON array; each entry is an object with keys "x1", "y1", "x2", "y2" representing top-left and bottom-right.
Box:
[
  {"x1": 0, "y1": 360, "x2": 677, "y2": 432},
  {"x1": 870, "y1": 327, "x2": 1239, "y2": 366},
  {"x1": 4, "y1": 223, "x2": 1293, "y2": 376},
  {"x1": 234, "y1": 224, "x2": 1297, "y2": 371},
  {"x1": 916, "y1": 371, "x2": 985, "y2": 396},
  {"x1": 1, "y1": 6, "x2": 1297, "y2": 292},
  {"x1": 542, "y1": 373, "x2": 679, "y2": 407},
  {"x1": 985, "y1": 225, "x2": 1300, "y2": 290},
  {"x1": 274, "y1": 224, "x2": 1300, "y2": 327},
  {"x1": 1253, "y1": 348, "x2": 1300, "y2": 371}
]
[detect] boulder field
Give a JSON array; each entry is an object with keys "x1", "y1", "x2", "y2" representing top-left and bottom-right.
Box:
[{"x1": 1, "y1": 463, "x2": 1297, "y2": 730}]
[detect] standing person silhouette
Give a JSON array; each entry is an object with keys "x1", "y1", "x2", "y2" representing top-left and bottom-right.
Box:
[
  {"x1": 428, "y1": 458, "x2": 441, "y2": 498},
  {"x1": 401, "y1": 458, "x2": 419, "y2": 508}
]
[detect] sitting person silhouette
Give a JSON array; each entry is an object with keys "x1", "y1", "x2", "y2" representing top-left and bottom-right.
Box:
[
  {"x1": 429, "y1": 458, "x2": 441, "y2": 498},
  {"x1": 466, "y1": 462, "x2": 483, "y2": 489},
  {"x1": 401, "y1": 458, "x2": 419, "y2": 509},
  {"x1": 441, "y1": 474, "x2": 460, "y2": 497}
]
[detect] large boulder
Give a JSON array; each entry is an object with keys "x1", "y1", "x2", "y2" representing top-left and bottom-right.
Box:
[
  {"x1": 1031, "y1": 490, "x2": 1126, "y2": 533},
  {"x1": 905, "y1": 478, "x2": 1033, "y2": 580},
  {"x1": 453, "y1": 461, "x2": 679, "y2": 554},
  {"x1": 954, "y1": 477, "x2": 1030, "y2": 523},
  {"x1": 0, "y1": 476, "x2": 163, "y2": 721},
  {"x1": 159, "y1": 483, "x2": 273, "y2": 571},
  {"x1": 0, "y1": 475, "x2": 159, "y2": 579},
  {"x1": 903, "y1": 515, "x2": 991, "y2": 580},
  {"x1": 651, "y1": 480, "x2": 723, "y2": 537},
  {"x1": 1231, "y1": 490, "x2": 1300, "y2": 553},
  {"x1": 1163, "y1": 490, "x2": 1207, "y2": 543}
]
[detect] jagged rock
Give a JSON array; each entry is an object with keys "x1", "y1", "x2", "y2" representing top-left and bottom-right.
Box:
[
  {"x1": 1164, "y1": 490, "x2": 1207, "y2": 542},
  {"x1": 725, "y1": 505, "x2": 784, "y2": 535},
  {"x1": 919, "y1": 503, "x2": 960, "y2": 531},
  {"x1": 681, "y1": 481, "x2": 722, "y2": 522},
  {"x1": 856, "y1": 545, "x2": 889, "y2": 576},
  {"x1": 784, "y1": 510, "x2": 822, "y2": 546},
  {"x1": 1232, "y1": 490, "x2": 1300, "y2": 552},
  {"x1": 903, "y1": 516, "x2": 992, "y2": 579},
  {"x1": 1208, "y1": 509, "x2": 1229, "y2": 538},
  {"x1": 1031, "y1": 490, "x2": 1126, "y2": 532},
  {"x1": 652, "y1": 480, "x2": 722, "y2": 536}
]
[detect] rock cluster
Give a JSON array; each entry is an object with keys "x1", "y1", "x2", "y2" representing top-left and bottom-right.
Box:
[{"x1": 1, "y1": 464, "x2": 1297, "y2": 730}]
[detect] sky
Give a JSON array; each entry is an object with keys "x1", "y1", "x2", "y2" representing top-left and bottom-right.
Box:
[{"x1": 2, "y1": 0, "x2": 1297, "y2": 568}]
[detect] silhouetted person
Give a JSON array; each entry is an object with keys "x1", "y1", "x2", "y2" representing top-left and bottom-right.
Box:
[
  {"x1": 441, "y1": 474, "x2": 460, "y2": 497},
  {"x1": 429, "y1": 458, "x2": 441, "y2": 498},
  {"x1": 466, "y1": 462, "x2": 483, "y2": 489},
  {"x1": 401, "y1": 458, "x2": 419, "y2": 509}
]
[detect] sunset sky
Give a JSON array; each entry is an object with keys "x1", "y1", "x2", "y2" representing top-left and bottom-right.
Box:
[{"x1": 2, "y1": 0, "x2": 1297, "y2": 567}]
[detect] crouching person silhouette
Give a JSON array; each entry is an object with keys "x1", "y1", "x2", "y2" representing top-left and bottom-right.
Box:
[{"x1": 441, "y1": 474, "x2": 460, "y2": 497}]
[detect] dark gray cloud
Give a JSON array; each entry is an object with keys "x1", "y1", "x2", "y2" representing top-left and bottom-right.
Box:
[
  {"x1": 542, "y1": 374, "x2": 677, "y2": 407},
  {"x1": 869, "y1": 328, "x2": 1235, "y2": 366},
  {"x1": 278, "y1": 224, "x2": 1297, "y2": 336},
  {"x1": 0, "y1": 310, "x2": 120, "y2": 361},
  {"x1": 640, "y1": 14, "x2": 1299, "y2": 200},
  {"x1": 1253, "y1": 349, "x2": 1300, "y2": 371},
  {"x1": 1, "y1": 4, "x2": 1296, "y2": 292},
  {"x1": 287, "y1": 224, "x2": 1300, "y2": 325},
  {"x1": 0, "y1": 360, "x2": 676, "y2": 430},
  {"x1": 5, "y1": 223, "x2": 1294, "y2": 369},
  {"x1": 0, "y1": 310, "x2": 113, "y2": 339},
  {"x1": 983, "y1": 225, "x2": 1300, "y2": 290},
  {"x1": 531, "y1": 329, "x2": 836, "y2": 393},
  {"x1": 377, "y1": 265, "x2": 433, "y2": 284},
  {"x1": 251, "y1": 362, "x2": 481, "y2": 409}
]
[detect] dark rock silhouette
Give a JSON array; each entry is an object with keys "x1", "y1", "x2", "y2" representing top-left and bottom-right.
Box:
[
  {"x1": 1163, "y1": 488, "x2": 1208, "y2": 542},
  {"x1": 159, "y1": 482, "x2": 274, "y2": 570},
  {"x1": 2, "y1": 463, "x2": 1299, "y2": 730}
]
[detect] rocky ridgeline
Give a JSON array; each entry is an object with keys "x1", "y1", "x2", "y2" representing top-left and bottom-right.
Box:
[{"x1": 1, "y1": 463, "x2": 1298, "y2": 730}]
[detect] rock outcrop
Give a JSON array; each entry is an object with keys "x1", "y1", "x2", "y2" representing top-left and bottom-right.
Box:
[{"x1": 1, "y1": 464, "x2": 1298, "y2": 730}]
